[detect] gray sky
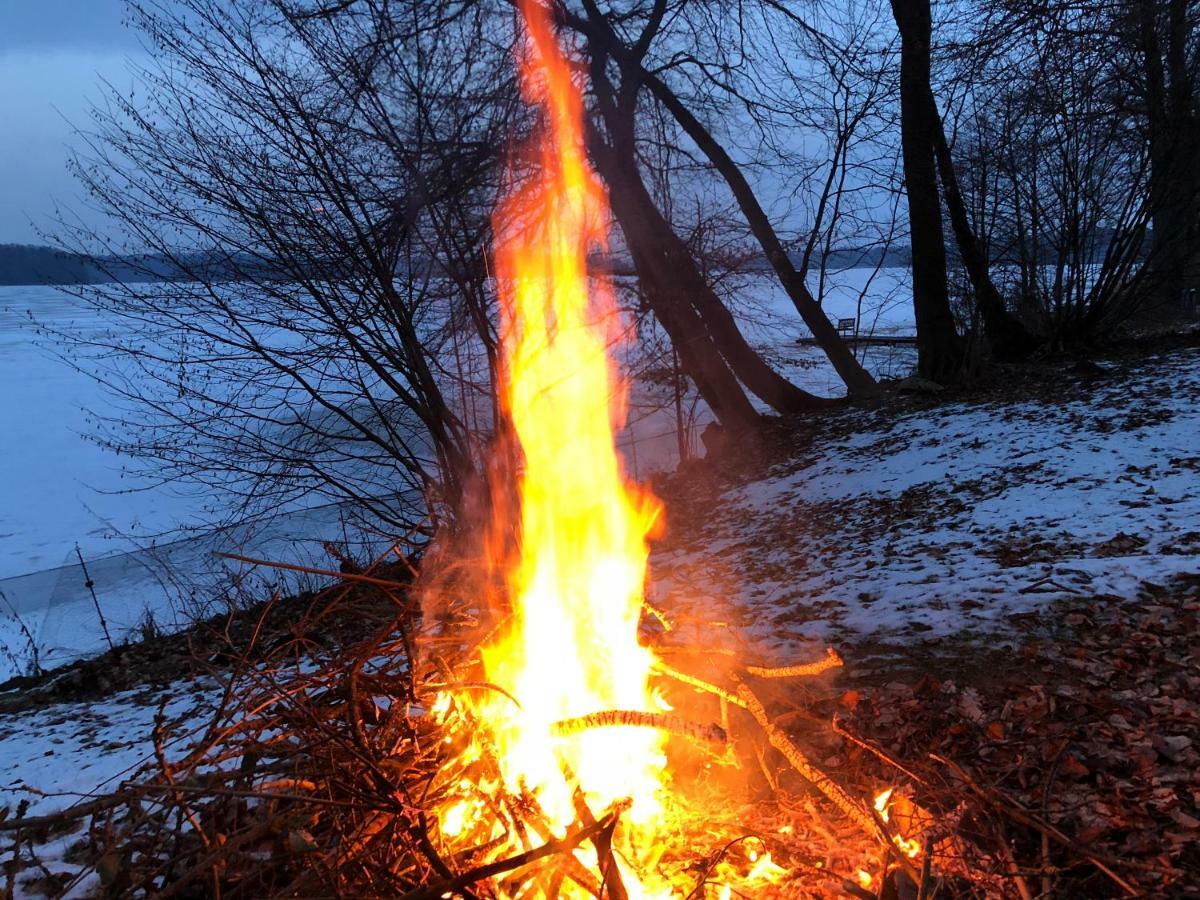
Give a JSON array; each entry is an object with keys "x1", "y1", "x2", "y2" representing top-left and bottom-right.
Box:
[{"x1": 0, "y1": 0, "x2": 145, "y2": 243}]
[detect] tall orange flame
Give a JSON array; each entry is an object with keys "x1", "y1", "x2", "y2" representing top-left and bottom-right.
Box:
[
  {"x1": 466, "y1": 0, "x2": 666, "y2": 884},
  {"x1": 429, "y1": 7, "x2": 807, "y2": 895}
]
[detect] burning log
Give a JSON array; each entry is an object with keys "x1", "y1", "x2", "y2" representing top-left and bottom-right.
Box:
[
  {"x1": 641, "y1": 600, "x2": 674, "y2": 632},
  {"x1": 426, "y1": 680, "x2": 523, "y2": 709},
  {"x1": 563, "y1": 786, "x2": 630, "y2": 900}
]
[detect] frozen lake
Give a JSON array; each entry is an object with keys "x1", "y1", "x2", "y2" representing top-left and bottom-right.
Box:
[
  {"x1": 0, "y1": 271, "x2": 916, "y2": 677},
  {"x1": 0, "y1": 287, "x2": 388, "y2": 674},
  {"x1": 0, "y1": 287, "x2": 203, "y2": 580}
]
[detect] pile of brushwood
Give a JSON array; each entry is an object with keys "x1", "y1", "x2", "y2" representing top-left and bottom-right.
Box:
[{"x1": 2, "y1": 557, "x2": 1184, "y2": 897}]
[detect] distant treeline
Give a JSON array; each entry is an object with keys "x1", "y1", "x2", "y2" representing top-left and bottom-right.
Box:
[
  {"x1": 0, "y1": 234, "x2": 1139, "y2": 287},
  {"x1": 0, "y1": 244, "x2": 187, "y2": 286},
  {"x1": 6, "y1": 241, "x2": 916, "y2": 285},
  {"x1": 0, "y1": 244, "x2": 291, "y2": 286},
  {"x1": 0, "y1": 245, "x2": 105, "y2": 286}
]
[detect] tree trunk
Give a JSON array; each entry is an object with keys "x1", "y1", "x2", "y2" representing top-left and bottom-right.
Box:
[
  {"x1": 1138, "y1": 0, "x2": 1200, "y2": 319},
  {"x1": 687, "y1": 268, "x2": 837, "y2": 411},
  {"x1": 927, "y1": 90, "x2": 1039, "y2": 360},
  {"x1": 614, "y1": 193, "x2": 765, "y2": 431},
  {"x1": 584, "y1": 48, "x2": 827, "y2": 423},
  {"x1": 891, "y1": 0, "x2": 962, "y2": 381},
  {"x1": 595, "y1": 134, "x2": 833, "y2": 413},
  {"x1": 586, "y1": 131, "x2": 762, "y2": 433},
  {"x1": 637, "y1": 70, "x2": 879, "y2": 396}
]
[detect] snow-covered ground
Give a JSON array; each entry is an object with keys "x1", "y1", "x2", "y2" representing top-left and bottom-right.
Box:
[
  {"x1": 651, "y1": 347, "x2": 1200, "y2": 660},
  {"x1": 0, "y1": 677, "x2": 218, "y2": 819},
  {"x1": 0, "y1": 674, "x2": 221, "y2": 898}
]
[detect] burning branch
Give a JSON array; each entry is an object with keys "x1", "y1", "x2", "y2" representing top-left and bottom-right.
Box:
[
  {"x1": 551, "y1": 710, "x2": 726, "y2": 746},
  {"x1": 745, "y1": 647, "x2": 844, "y2": 679},
  {"x1": 400, "y1": 812, "x2": 619, "y2": 900},
  {"x1": 651, "y1": 659, "x2": 747, "y2": 709},
  {"x1": 733, "y1": 676, "x2": 877, "y2": 839}
]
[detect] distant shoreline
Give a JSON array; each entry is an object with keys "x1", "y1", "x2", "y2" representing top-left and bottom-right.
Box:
[
  {"x1": 1, "y1": 242, "x2": 918, "y2": 288},
  {"x1": 0, "y1": 244, "x2": 184, "y2": 287}
]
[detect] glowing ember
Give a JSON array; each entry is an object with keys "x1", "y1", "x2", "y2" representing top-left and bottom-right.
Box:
[{"x1": 874, "y1": 787, "x2": 895, "y2": 815}]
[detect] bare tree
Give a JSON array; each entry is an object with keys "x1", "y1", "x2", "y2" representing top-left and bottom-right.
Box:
[
  {"x1": 566, "y1": 0, "x2": 883, "y2": 396},
  {"x1": 57, "y1": 0, "x2": 516, "y2": 532},
  {"x1": 1127, "y1": 0, "x2": 1200, "y2": 318},
  {"x1": 949, "y1": 0, "x2": 1168, "y2": 343}
]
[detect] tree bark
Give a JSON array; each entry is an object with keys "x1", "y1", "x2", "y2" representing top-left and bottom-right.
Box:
[
  {"x1": 891, "y1": 0, "x2": 962, "y2": 381},
  {"x1": 610, "y1": 184, "x2": 766, "y2": 431},
  {"x1": 687, "y1": 265, "x2": 837, "y2": 411}
]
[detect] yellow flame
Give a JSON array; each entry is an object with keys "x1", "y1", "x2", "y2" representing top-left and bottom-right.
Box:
[
  {"x1": 438, "y1": 0, "x2": 667, "y2": 891},
  {"x1": 874, "y1": 787, "x2": 922, "y2": 860},
  {"x1": 874, "y1": 787, "x2": 895, "y2": 817},
  {"x1": 440, "y1": 800, "x2": 469, "y2": 839},
  {"x1": 430, "y1": 4, "x2": 789, "y2": 896},
  {"x1": 745, "y1": 849, "x2": 786, "y2": 883},
  {"x1": 486, "y1": 0, "x2": 665, "y2": 823}
]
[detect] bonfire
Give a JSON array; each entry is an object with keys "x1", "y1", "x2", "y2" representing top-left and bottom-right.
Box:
[
  {"x1": 411, "y1": 2, "x2": 889, "y2": 895},
  {"x1": 7, "y1": 4, "x2": 1152, "y2": 899}
]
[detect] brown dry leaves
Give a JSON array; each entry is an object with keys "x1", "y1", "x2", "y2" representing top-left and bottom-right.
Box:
[{"x1": 834, "y1": 573, "x2": 1200, "y2": 896}]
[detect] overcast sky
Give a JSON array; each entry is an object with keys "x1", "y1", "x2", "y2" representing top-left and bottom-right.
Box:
[{"x1": 0, "y1": 0, "x2": 146, "y2": 243}]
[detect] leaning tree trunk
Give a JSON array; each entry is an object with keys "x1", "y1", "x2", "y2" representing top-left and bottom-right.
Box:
[
  {"x1": 586, "y1": 132, "x2": 763, "y2": 433},
  {"x1": 891, "y1": 0, "x2": 962, "y2": 381},
  {"x1": 573, "y1": 0, "x2": 878, "y2": 397},
  {"x1": 586, "y1": 50, "x2": 830, "y2": 424},
  {"x1": 611, "y1": 188, "x2": 765, "y2": 432},
  {"x1": 686, "y1": 267, "x2": 837, "y2": 412},
  {"x1": 927, "y1": 90, "x2": 1039, "y2": 360},
  {"x1": 636, "y1": 70, "x2": 879, "y2": 397},
  {"x1": 589, "y1": 102, "x2": 833, "y2": 414}
]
